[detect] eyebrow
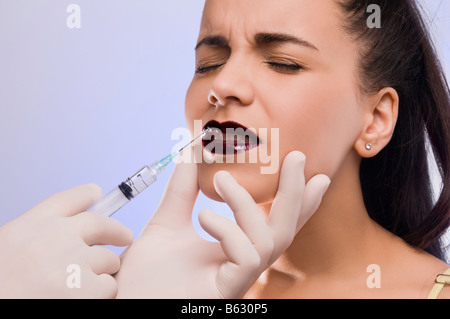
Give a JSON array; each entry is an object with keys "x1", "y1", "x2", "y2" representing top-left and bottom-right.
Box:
[
  {"x1": 195, "y1": 32, "x2": 319, "y2": 51},
  {"x1": 254, "y1": 32, "x2": 319, "y2": 51}
]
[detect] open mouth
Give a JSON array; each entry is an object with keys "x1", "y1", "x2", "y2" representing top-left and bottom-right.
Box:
[{"x1": 203, "y1": 120, "x2": 260, "y2": 155}]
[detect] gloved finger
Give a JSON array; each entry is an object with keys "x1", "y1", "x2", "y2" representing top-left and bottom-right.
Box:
[
  {"x1": 72, "y1": 212, "x2": 133, "y2": 246},
  {"x1": 30, "y1": 184, "x2": 102, "y2": 217},
  {"x1": 267, "y1": 151, "x2": 306, "y2": 261},
  {"x1": 64, "y1": 267, "x2": 115, "y2": 299},
  {"x1": 90, "y1": 273, "x2": 118, "y2": 299},
  {"x1": 84, "y1": 245, "x2": 121, "y2": 275},
  {"x1": 213, "y1": 171, "x2": 274, "y2": 266},
  {"x1": 198, "y1": 209, "x2": 260, "y2": 299},
  {"x1": 149, "y1": 158, "x2": 199, "y2": 228},
  {"x1": 296, "y1": 174, "x2": 330, "y2": 233}
]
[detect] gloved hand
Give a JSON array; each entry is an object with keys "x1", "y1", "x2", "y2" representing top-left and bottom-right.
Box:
[
  {"x1": 0, "y1": 184, "x2": 133, "y2": 298},
  {"x1": 115, "y1": 151, "x2": 330, "y2": 298}
]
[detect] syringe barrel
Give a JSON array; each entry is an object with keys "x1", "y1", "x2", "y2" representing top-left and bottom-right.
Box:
[
  {"x1": 89, "y1": 186, "x2": 130, "y2": 217},
  {"x1": 90, "y1": 165, "x2": 158, "y2": 217}
]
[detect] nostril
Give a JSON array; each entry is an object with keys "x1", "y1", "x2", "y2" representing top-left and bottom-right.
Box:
[
  {"x1": 207, "y1": 93, "x2": 216, "y2": 105},
  {"x1": 207, "y1": 89, "x2": 225, "y2": 107}
]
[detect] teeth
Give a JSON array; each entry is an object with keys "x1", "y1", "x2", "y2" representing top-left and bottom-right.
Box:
[
  {"x1": 222, "y1": 134, "x2": 246, "y2": 144},
  {"x1": 203, "y1": 125, "x2": 259, "y2": 155},
  {"x1": 234, "y1": 144, "x2": 248, "y2": 151}
]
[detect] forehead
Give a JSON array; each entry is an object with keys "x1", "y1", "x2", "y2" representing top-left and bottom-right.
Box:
[{"x1": 200, "y1": 0, "x2": 344, "y2": 48}]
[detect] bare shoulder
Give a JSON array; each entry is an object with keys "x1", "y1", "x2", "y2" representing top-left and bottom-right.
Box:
[{"x1": 378, "y1": 235, "x2": 449, "y2": 298}]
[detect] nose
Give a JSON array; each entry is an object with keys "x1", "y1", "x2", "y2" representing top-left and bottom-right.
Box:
[{"x1": 207, "y1": 55, "x2": 255, "y2": 108}]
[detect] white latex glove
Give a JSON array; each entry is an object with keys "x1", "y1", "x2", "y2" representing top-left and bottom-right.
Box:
[
  {"x1": 115, "y1": 151, "x2": 330, "y2": 299},
  {"x1": 0, "y1": 184, "x2": 133, "y2": 298}
]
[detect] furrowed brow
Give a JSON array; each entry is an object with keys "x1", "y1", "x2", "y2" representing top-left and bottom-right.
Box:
[{"x1": 254, "y1": 32, "x2": 319, "y2": 51}]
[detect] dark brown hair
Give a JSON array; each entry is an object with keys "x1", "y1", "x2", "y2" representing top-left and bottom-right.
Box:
[{"x1": 339, "y1": 0, "x2": 450, "y2": 261}]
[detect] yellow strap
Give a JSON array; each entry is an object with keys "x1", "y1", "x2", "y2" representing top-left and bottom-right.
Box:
[{"x1": 427, "y1": 268, "x2": 450, "y2": 299}]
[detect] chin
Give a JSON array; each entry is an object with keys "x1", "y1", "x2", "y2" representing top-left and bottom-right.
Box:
[{"x1": 197, "y1": 161, "x2": 280, "y2": 204}]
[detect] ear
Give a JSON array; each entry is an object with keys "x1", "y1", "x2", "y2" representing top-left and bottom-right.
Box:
[{"x1": 354, "y1": 87, "x2": 399, "y2": 158}]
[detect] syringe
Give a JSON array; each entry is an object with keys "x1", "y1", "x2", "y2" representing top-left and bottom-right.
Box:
[{"x1": 89, "y1": 129, "x2": 209, "y2": 217}]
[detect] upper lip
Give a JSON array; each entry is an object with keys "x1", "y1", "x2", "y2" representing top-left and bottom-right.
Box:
[
  {"x1": 203, "y1": 120, "x2": 259, "y2": 141},
  {"x1": 204, "y1": 120, "x2": 249, "y2": 131}
]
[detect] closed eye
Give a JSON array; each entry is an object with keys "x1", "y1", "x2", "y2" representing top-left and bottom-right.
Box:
[
  {"x1": 265, "y1": 61, "x2": 304, "y2": 73},
  {"x1": 195, "y1": 61, "x2": 304, "y2": 75},
  {"x1": 195, "y1": 64, "x2": 224, "y2": 74}
]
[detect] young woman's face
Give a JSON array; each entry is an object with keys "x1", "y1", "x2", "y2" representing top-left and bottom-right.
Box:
[{"x1": 185, "y1": 0, "x2": 365, "y2": 203}]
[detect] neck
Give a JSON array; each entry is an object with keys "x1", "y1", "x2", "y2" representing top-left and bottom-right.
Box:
[{"x1": 260, "y1": 152, "x2": 390, "y2": 280}]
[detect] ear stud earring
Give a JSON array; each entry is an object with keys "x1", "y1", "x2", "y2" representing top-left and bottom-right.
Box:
[{"x1": 365, "y1": 143, "x2": 372, "y2": 151}]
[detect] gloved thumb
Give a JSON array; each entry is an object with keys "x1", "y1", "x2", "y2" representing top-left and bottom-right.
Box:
[{"x1": 147, "y1": 158, "x2": 199, "y2": 229}]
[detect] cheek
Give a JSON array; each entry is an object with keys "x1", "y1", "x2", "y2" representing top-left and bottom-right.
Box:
[{"x1": 268, "y1": 78, "x2": 363, "y2": 181}]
